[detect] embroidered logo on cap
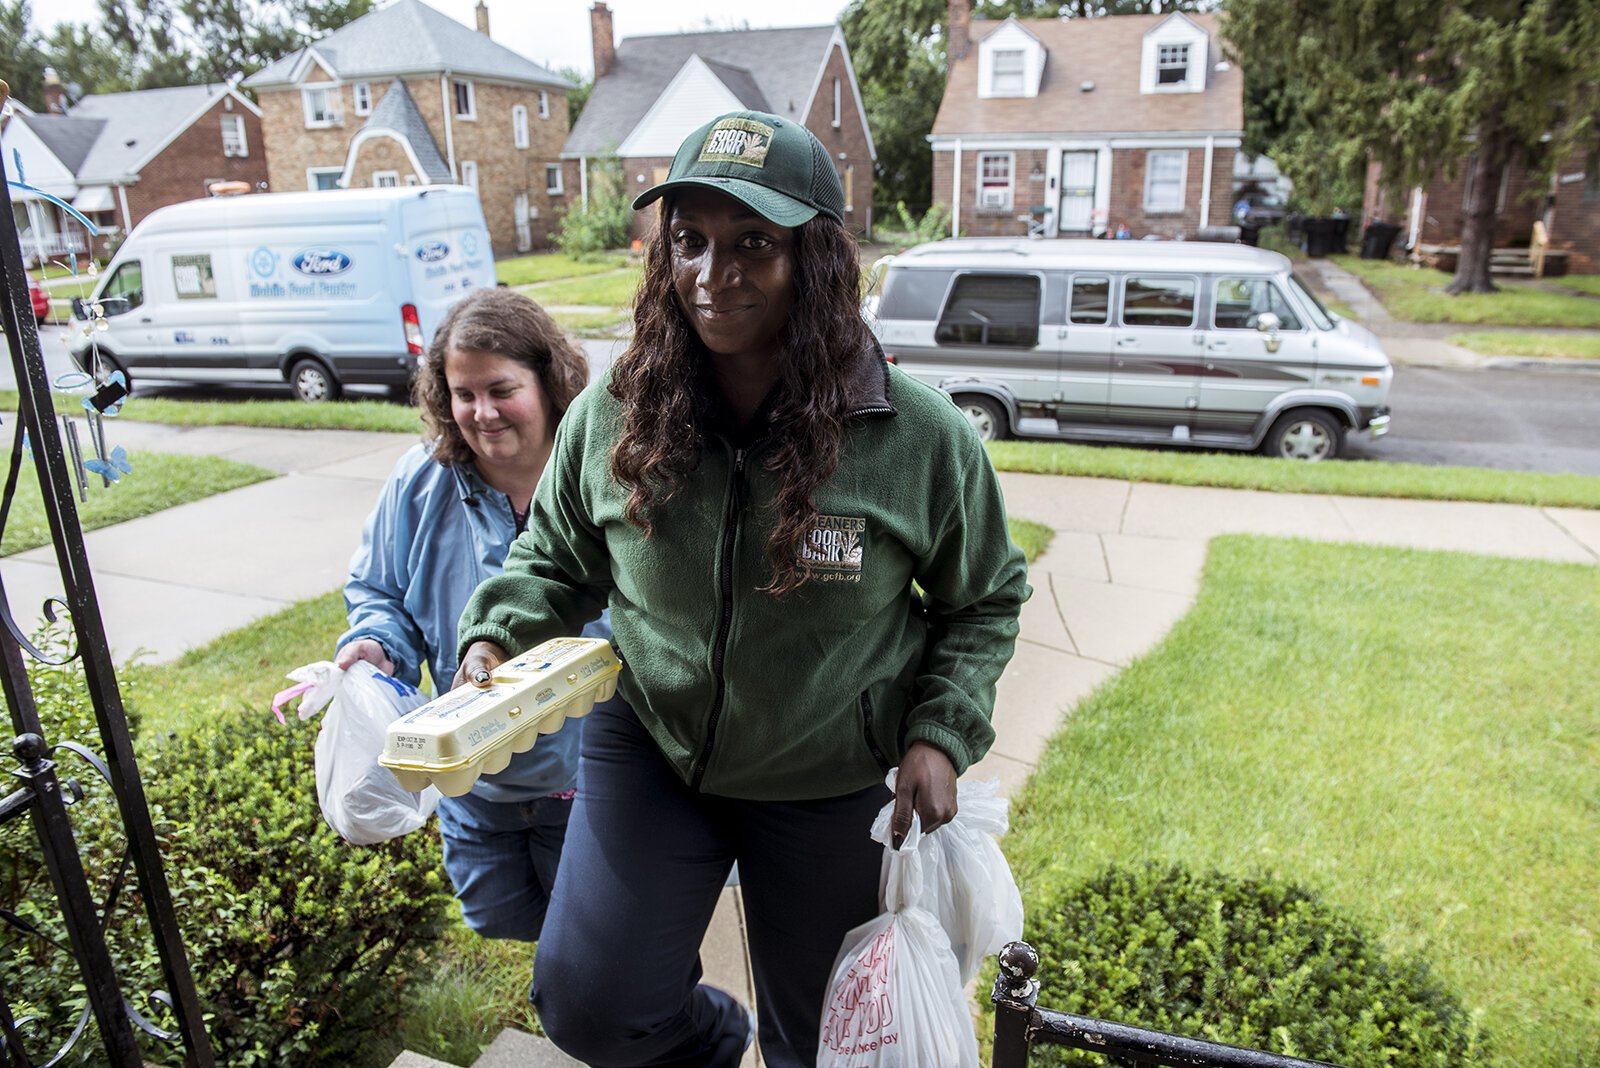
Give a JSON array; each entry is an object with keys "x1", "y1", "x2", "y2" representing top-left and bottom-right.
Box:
[
  {"x1": 800, "y1": 515, "x2": 865, "y2": 582},
  {"x1": 697, "y1": 117, "x2": 775, "y2": 167}
]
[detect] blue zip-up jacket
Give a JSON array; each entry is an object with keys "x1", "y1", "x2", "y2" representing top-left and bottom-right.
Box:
[{"x1": 339, "y1": 443, "x2": 605, "y2": 803}]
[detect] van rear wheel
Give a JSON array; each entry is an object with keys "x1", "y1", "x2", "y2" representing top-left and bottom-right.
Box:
[
  {"x1": 1262, "y1": 408, "x2": 1343, "y2": 461},
  {"x1": 954, "y1": 394, "x2": 1008, "y2": 442},
  {"x1": 289, "y1": 359, "x2": 341, "y2": 403}
]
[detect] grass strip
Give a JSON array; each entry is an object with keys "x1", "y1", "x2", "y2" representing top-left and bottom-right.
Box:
[
  {"x1": 0, "y1": 390, "x2": 424, "y2": 433},
  {"x1": 522, "y1": 266, "x2": 642, "y2": 308},
  {"x1": 988, "y1": 439, "x2": 1600, "y2": 510},
  {"x1": 496, "y1": 252, "x2": 628, "y2": 287},
  {"x1": 1448, "y1": 331, "x2": 1600, "y2": 359},
  {"x1": 549, "y1": 309, "x2": 632, "y2": 337},
  {"x1": 1005, "y1": 535, "x2": 1600, "y2": 1067},
  {"x1": 1332, "y1": 256, "x2": 1600, "y2": 327},
  {"x1": 1, "y1": 449, "x2": 274, "y2": 556},
  {"x1": 1551, "y1": 274, "x2": 1600, "y2": 297}
]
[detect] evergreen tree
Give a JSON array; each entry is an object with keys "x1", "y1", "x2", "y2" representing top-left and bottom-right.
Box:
[{"x1": 1226, "y1": 0, "x2": 1600, "y2": 293}]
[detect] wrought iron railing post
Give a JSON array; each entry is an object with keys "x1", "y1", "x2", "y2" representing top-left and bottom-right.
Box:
[
  {"x1": 0, "y1": 110, "x2": 214, "y2": 1064},
  {"x1": 991, "y1": 940, "x2": 1041, "y2": 1068}
]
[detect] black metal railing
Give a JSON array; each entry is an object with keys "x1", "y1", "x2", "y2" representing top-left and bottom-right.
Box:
[
  {"x1": 0, "y1": 106, "x2": 214, "y2": 1065},
  {"x1": 990, "y1": 941, "x2": 1344, "y2": 1068}
]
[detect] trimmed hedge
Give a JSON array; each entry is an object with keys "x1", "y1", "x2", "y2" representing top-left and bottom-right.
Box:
[{"x1": 1020, "y1": 864, "x2": 1486, "y2": 1067}]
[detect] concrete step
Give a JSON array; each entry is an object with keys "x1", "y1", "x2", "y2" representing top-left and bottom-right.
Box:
[
  {"x1": 386, "y1": 1053, "x2": 461, "y2": 1068},
  {"x1": 469, "y1": 1029, "x2": 585, "y2": 1067}
]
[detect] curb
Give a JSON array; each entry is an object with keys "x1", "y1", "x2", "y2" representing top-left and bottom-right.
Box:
[{"x1": 1483, "y1": 356, "x2": 1600, "y2": 375}]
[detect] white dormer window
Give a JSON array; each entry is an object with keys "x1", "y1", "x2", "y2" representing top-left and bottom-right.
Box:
[
  {"x1": 977, "y1": 20, "x2": 1045, "y2": 99},
  {"x1": 991, "y1": 50, "x2": 1025, "y2": 95},
  {"x1": 1157, "y1": 44, "x2": 1189, "y2": 85}
]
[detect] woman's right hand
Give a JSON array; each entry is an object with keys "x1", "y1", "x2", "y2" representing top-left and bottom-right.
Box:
[
  {"x1": 335, "y1": 638, "x2": 395, "y2": 676},
  {"x1": 454, "y1": 640, "x2": 509, "y2": 690}
]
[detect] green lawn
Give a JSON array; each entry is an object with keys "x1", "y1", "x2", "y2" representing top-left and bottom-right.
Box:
[
  {"x1": 496, "y1": 252, "x2": 629, "y2": 287},
  {"x1": 1449, "y1": 331, "x2": 1600, "y2": 359},
  {"x1": 549, "y1": 309, "x2": 632, "y2": 337},
  {"x1": 988, "y1": 439, "x2": 1600, "y2": 510},
  {"x1": 1332, "y1": 256, "x2": 1600, "y2": 326},
  {"x1": 0, "y1": 449, "x2": 274, "y2": 556},
  {"x1": 1552, "y1": 274, "x2": 1600, "y2": 296},
  {"x1": 1004, "y1": 535, "x2": 1600, "y2": 1068},
  {"x1": 0, "y1": 391, "x2": 424, "y2": 433},
  {"x1": 521, "y1": 266, "x2": 642, "y2": 308}
]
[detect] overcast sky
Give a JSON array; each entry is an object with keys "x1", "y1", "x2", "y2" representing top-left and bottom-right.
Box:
[{"x1": 33, "y1": 0, "x2": 854, "y2": 78}]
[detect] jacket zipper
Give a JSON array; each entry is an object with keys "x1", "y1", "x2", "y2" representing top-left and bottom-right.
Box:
[
  {"x1": 860, "y1": 691, "x2": 891, "y2": 774},
  {"x1": 690, "y1": 446, "x2": 745, "y2": 789}
]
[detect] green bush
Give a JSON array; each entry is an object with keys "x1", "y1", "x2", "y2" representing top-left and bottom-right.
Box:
[
  {"x1": 0, "y1": 625, "x2": 454, "y2": 1065},
  {"x1": 555, "y1": 154, "x2": 632, "y2": 261},
  {"x1": 1018, "y1": 864, "x2": 1485, "y2": 1067},
  {"x1": 888, "y1": 200, "x2": 953, "y2": 246}
]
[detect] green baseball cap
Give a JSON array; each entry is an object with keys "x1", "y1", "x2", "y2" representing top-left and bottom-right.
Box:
[{"x1": 632, "y1": 109, "x2": 845, "y2": 226}]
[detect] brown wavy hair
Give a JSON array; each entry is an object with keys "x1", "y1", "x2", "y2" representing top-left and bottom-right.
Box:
[
  {"x1": 415, "y1": 286, "x2": 589, "y2": 466},
  {"x1": 609, "y1": 199, "x2": 872, "y2": 596}
]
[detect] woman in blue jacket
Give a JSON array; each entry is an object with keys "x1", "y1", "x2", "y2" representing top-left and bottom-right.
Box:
[{"x1": 336, "y1": 286, "x2": 603, "y2": 941}]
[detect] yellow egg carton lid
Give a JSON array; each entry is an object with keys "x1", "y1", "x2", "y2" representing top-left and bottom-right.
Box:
[{"x1": 379, "y1": 637, "x2": 620, "y2": 797}]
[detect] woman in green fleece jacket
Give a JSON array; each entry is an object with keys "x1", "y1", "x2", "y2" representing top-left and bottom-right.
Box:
[{"x1": 454, "y1": 110, "x2": 1030, "y2": 1068}]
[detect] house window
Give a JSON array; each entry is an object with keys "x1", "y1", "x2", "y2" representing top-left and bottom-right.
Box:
[
  {"x1": 991, "y1": 49, "x2": 1025, "y2": 95},
  {"x1": 546, "y1": 164, "x2": 564, "y2": 195},
  {"x1": 936, "y1": 273, "x2": 1041, "y2": 348},
  {"x1": 307, "y1": 166, "x2": 343, "y2": 191},
  {"x1": 302, "y1": 85, "x2": 343, "y2": 128},
  {"x1": 832, "y1": 77, "x2": 841, "y2": 128},
  {"x1": 374, "y1": 170, "x2": 400, "y2": 188},
  {"x1": 1144, "y1": 150, "x2": 1187, "y2": 212},
  {"x1": 538, "y1": 90, "x2": 550, "y2": 119},
  {"x1": 220, "y1": 114, "x2": 247, "y2": 157},
  {"x1": 461, "y1": 161, "x2": 479, "y2": 189},
  {"x1": 1157, "y1": 44, "x2": 1190, "y2": 85},
  {"x1": 453, "y1": 78, "x2": 476, "y2": 119},
  {"x1": 513, "y1": 105, "x2": 530, "y2": 149},
  {"x1": 353, "y1": 81, "x2": 372, "y2": 115},
  {"x1": 1122, "y1": 276, "x2": 1196, "y2": 328},
  {"x1": 515, "y1": 192, "x2": 532, "y2": 252},
  {"x1": 977, "y1": 152, "x2": 1014, "y2": 212}
]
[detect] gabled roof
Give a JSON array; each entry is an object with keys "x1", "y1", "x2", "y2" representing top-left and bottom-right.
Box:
[
  {"x1": 68, "y1": 83, "x2": 252, "y2": 181},
  {"x1": 932, "y1": 12, "x2": 1242, "y2": 137},
  {"x1": 354, "y1": 79, "x2": 451, "y2": 182},
  {"x1": 17, "y1": 113, "x2": 105, "y2": 173},
  {"x1": 244, "y1": 0, "x2": 572, "y2": 90},
  {"x1": 565, "y1": 24, "x2": 837, "y2": 157},
  {"x1": 702, "y1": 59, "x2": 770, "y2": 113}
]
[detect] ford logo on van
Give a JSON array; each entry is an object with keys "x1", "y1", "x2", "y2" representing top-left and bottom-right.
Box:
[
  {"x1": 415, "y1": 241, "x2": 450, "y2": 263},
  {"x1": 292, "y1": 249, "x2": 352, "y2": 276}
]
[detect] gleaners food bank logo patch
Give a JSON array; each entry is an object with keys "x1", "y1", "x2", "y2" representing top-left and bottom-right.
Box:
[
  {"x1": 800, "y1": 515, "x2": 865, "y2": 582},
  {"x1": 698, "y1": 117, "x2": 774, "y2": 167}
]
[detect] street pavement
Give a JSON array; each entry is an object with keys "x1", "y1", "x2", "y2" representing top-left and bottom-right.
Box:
[{"x1": 2, "y1": 419, "x2": 1597, "y2": 1066}]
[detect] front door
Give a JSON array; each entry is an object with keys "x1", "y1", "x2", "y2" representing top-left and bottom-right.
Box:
[
  {"x1": 1058, "y1": 152, "x2": 1097, "y2": 234},
  {"x1": 1108, "y1": 274, "x2": 1203, "y2": 435}
]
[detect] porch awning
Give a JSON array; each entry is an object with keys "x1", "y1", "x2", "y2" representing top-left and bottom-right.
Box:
[{"x1": 71, "y1": 185, "x2": 114, "y2": 213}]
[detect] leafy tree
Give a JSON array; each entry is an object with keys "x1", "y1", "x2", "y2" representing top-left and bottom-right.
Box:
[
  {"x1": 556, "y1": 65, "x2": 592, "y2": 127},
  {"x1": 98, "y1": 0, "x2": 195, "y2": 88},
  {"x1": 42, "y1": 21, "x2": 134, "y2": 98},
  {"x1": 1225, "y1": 0, "x2": 1600, "y2": 294},
  {"x1": 0, "y1": 0, "x2": 51, "y2": 110},
  {"x1": 177, "y1": 0, "x2": 374, "y2": 85}
]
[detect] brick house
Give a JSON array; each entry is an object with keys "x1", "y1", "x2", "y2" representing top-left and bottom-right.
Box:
[
  {"x1": 930, "y1": 4, "x2": 1243, "y2": 240},
  {"x1": 243, "y1": 0, "x2": 573, "y2": 254},
  {"x1": 564, "y1": 3, "x2": 876, "y2": 238},
  {"x1": 2, "y1": 71, "x2": 266, "y2": 263}
]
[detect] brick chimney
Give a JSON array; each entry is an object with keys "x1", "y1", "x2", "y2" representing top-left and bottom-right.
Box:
[
  {"x1": 475, "y1": 1, "x2": 489, "y2": 36},
  {"x1": 948, "y1": 0, "x2": 971, "y2": 62},
  {"x1": 42, "y1": 67, "x2": 66, "y2": 114},
  {"x1": 591, "y1": 2, "x2": 615, "y2": 79}
]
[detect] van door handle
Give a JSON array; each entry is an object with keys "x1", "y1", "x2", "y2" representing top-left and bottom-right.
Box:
[
  {"x1": 1115, "y1": 338, "x2": 1137, "y2": 348},
  {"x1": 140, "y1": 316, "x2": 153, "y2": 324}
]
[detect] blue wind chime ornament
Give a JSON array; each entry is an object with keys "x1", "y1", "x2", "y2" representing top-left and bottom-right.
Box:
[{"x1": 9, "y1": 147, "x2": 132, "y2": 499}]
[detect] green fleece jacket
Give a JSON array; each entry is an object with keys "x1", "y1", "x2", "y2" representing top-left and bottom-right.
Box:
[{"x1": 458, "y1": 347, "x2": 1031, "y2": 800}]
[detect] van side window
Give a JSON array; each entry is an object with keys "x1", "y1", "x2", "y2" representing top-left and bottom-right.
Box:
[
  {"x1": 1069, "y1": 275, "x2": 1110, "y2": 324},
  {"x1": 877, "y1": 269, "x2": 953, "y2": 321},
  {"x1": 936, "y1": 273, "x2": 1041, "y2": 348},
  {"x1": 1214, "y1": 277, "x2": 1302, "y2": 330},
  {"x1": 100, "y1": 261, "x2": 144, "y2": 316},
  {"x1": 1122, "y1": 276, "x2": 1195, "y2": 328},
  {"x1": 172, "y1": 254, "x2": 217, "y2": 300}
]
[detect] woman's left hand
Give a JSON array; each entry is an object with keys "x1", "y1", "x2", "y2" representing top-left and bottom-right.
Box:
[{"x1": 891, "y1": 741, "x2": 958, "y2": 848}]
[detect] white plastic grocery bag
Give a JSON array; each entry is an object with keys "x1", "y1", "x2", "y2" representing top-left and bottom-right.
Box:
[
  {"x1": 915, "y1": 777, "x2": 1025, "y2": 985},
  {"x1": 271, "y1": 660, "x2": 440, "y2": 845}
]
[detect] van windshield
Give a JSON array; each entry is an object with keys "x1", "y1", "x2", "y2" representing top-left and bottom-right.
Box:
[{"x1": 1288, "y1": 273, "x2": 1335, "y2": 330}]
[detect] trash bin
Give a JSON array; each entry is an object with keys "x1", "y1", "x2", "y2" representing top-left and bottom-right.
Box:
[
  {"x1": 1238, "y1": 223, "x2": 1261, "y2": 247},
  {"x1": 1360, "y1": 221, "x2": 1402, "y2": 260},
  {"x1": 1330, "y1": 215, "x2": 1351, "y2": 253},
  {"x1": 1303, "y1": 217, "x2": 1338, "y2": 257}
]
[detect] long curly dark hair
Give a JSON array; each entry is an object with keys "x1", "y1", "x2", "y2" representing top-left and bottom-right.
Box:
[{"x1": 610, "y1": 199, "x2": 871, "y2": 596}]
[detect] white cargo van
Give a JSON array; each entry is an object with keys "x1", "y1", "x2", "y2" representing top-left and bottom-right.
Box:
[
  {"x1": 70, "y1": 187, "x2": 494, "y2": 400},
  {"x1": 868, "y1": 239, "x2": 1392, "y2": 461}
]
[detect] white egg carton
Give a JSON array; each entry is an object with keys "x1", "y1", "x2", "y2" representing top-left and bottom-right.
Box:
[{"x1": 379, "y1": 637, "x2": 620, "y2": 797}]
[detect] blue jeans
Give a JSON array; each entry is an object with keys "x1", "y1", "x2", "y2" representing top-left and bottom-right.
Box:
[
  {"x1": 531, "y1": 698, "x2": 890, "y2": 1068},
  {"x1": 436, "y1": 788, "x2": 573, "y2": 942}
]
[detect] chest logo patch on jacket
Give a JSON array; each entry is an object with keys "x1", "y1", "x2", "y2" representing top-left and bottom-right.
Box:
[{"x1": 800, "y1": 515, "x2": 865, "y2": 582}]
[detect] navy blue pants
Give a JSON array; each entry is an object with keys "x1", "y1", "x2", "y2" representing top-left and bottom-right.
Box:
[{"x1": 532, "y1": 699, "x2": 890, "y2": 1068}]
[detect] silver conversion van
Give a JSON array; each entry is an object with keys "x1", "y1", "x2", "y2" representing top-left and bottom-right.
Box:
[{"x1": 867, "y1": 239, "x2": 1392, "y2": 460}]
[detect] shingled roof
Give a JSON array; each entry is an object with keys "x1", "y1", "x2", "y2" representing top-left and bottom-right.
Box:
[
  {"x1": 564, "y1": 24, "x2": 836, "y2": 158},
  {"x1": 358, "y1": 79, "x2": 451, "y2": 183},
  {"x1": 244, "y1": 0, "x2": 572, "y2": 91},
  {"x1": 68, "y1": 83, "x2": 246, "y2": 182},
  {"x1": 17, "y1": 113, "x2": 106, "y2": 174}
]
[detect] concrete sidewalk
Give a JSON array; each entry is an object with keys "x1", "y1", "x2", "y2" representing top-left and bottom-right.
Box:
[{"x1": 5, "y1": 423, "x2": 1598, "y2": 1067}]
